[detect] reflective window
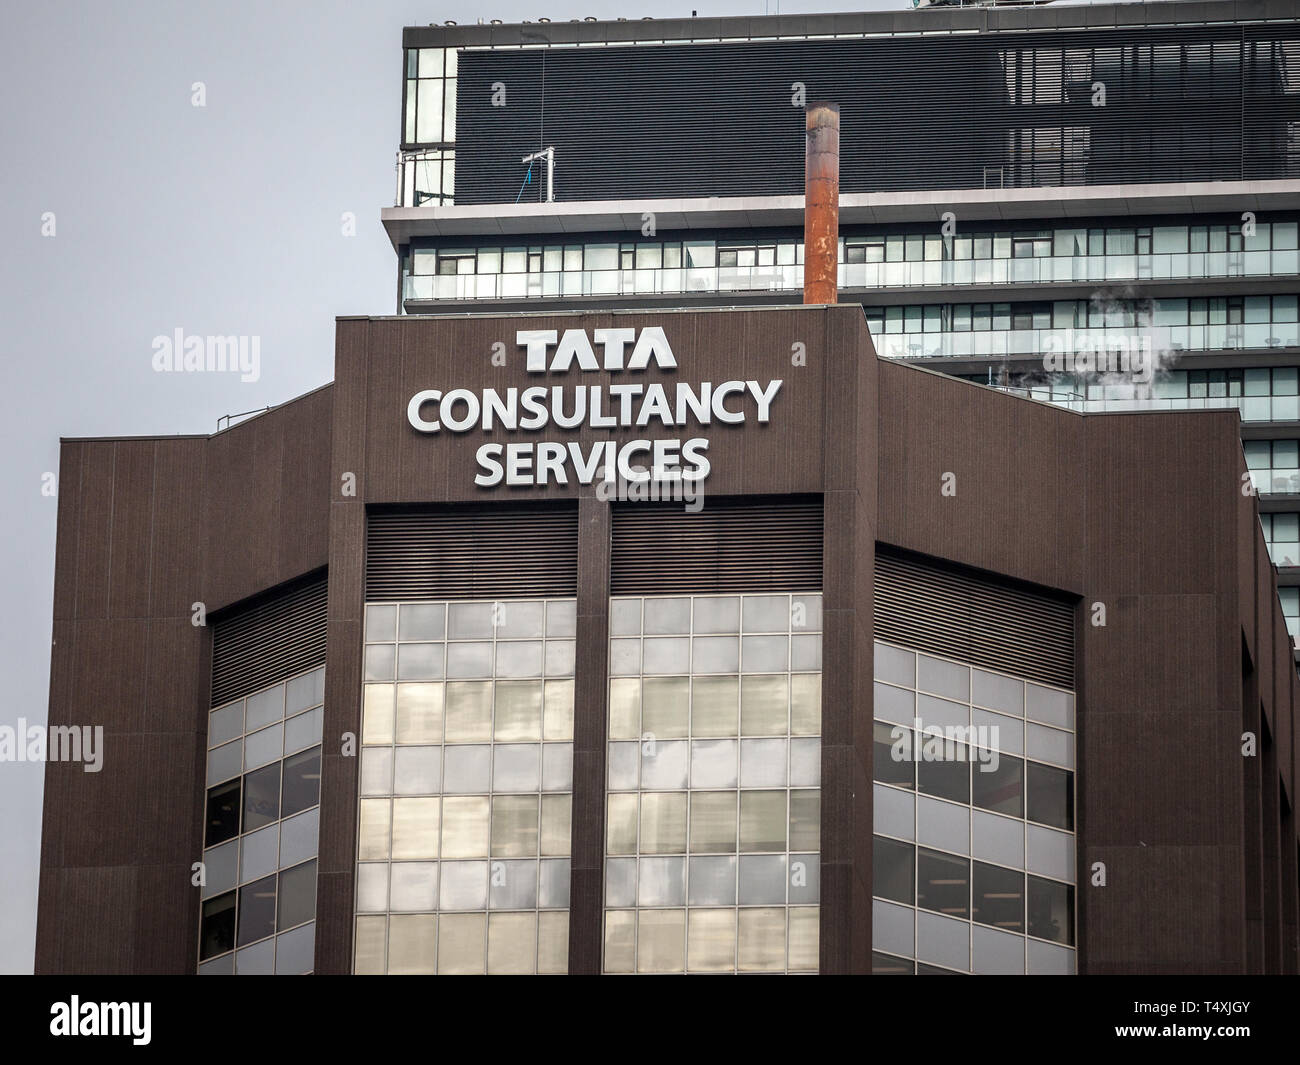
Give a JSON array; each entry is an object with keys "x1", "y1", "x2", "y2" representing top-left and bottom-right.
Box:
[
  {"x1": 198, "y1": 666, "x2": 324, "y2": 973},
  {"x1": 355, "y1": 599, "x2": 574, "y2": 974},
  {"x1": 402, "y1": 216, "x2": 1300, "y2": 305},
  {"x1": 604, "y1": 593, "x2": 821, "y2": 973},
  {"x1": 872, "y1": 641, "x2": 1075, "y2": 974}
]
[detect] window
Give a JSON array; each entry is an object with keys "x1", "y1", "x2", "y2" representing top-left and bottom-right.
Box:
[
  {"x1": 1027, "y1": 877, "x2": 1074, "y2": 945},
  {"x1": 355, "y1": 599, "x2": 575, "y2": 975},
  {"x1": 1026, "y1": 762, "x2": 1074, "y2": 830},
  {"x1": 1279, "y1": 587, "x2": 1299, "y2": 646},
  {"x1": 917, "y1": 849, "x2": 970, "y2": 918},
  {"x1": 872, "y1": 641, "x2": 1076, "y2": 974},
  {"x1": 874, "y1": 836, "x2": 915, "y2": 905},
  {"x1": 973, "y1": 862, "x2": 1024, "y2": 932},
  {"x1": 404, "y1": 47, "x2": 459, "y2": 146},
  {"x1": 604, "y1": 593, "x2": 822, "y2": 973},
  {"x1": 1262, "y1": 514, "x2": 1300, "y2": 568},
  {"x1": 198, "y1": 666, "x2": 325, "y2": 974}
]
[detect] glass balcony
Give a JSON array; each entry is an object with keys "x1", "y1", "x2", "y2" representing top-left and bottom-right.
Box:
[
  {"x1": 403, "y1": 253, "x2": 1300, "y2": 303},
  {"x1": 840, "y1": 251, "x2": 1299, "y2": 290},
  {"x1": 1250, "y1": 471, "x2": 1300, "y2": 495},
  {"x1": 872, "y1": 323, "x2": 1300, "y2": 361}
]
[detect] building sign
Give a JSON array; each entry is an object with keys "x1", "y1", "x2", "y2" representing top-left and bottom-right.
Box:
[{"x1": 406, "y1": 328, "x2": 784, "y2": 487}]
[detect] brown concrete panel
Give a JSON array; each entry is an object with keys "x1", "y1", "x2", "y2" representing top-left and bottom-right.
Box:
[
  {"x1": 106, "y1": 440, "x2": 154, "y2": 621},
  {"x1": 72, "y1": 442, "x2": 115, "y2": 619},
  {"x1": 877, "y1": 362, "x2": 1085, "y2": 594}
]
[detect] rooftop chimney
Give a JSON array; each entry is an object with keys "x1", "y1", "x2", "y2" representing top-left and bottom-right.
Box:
[{"x1": 803, "y1": 102, "x2": 840, "y2": 305}]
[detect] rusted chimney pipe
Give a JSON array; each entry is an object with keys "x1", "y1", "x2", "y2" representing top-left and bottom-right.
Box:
[{"x1": 803, "y1": 102, "x2": 840, "y2": 305}]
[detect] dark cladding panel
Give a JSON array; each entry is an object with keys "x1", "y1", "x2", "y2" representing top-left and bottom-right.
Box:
[
  {"x1": 211, "y1": 575, "x2": 328, "y2": 706},
  {"x1": 452, "y1": 22, "x2": 1300, "y2": 204},
  {"x1": 366, "y1": 503, "x2": 579, "y2": 600},
  {"x1": 610, "y1": 496, "x2": 823, "y2": 595},
  {"x1": 875, "y1": 550, "x2": 1074, "y2": 688}
]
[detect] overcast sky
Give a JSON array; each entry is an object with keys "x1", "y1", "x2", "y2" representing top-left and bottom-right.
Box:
[{"x1": 0, "y1": 0, "x2": 1127, "y2": 973}]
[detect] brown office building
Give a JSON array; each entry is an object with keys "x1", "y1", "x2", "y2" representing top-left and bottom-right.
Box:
[{"x1": 34, "y1": 304, "x2": 1300, "y2": 975}]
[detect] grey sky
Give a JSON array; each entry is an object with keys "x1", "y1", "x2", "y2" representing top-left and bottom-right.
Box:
[{"x1": 0, "y1": 0, "x2": 1129, "y2": 973}]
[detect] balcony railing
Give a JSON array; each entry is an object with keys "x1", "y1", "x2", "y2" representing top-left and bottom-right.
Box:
[
  {"x1": 984, "y1": 384, "x2": 1300, "y2": 423},
  {"x1": 403, "y1": 251, "x2": 1300, "y2": 302},
  {"x1": 872, "y1": 324, "x2": 1300, "y2": 360}
]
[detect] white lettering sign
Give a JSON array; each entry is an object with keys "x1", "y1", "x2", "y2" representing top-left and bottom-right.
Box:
[{"x1": 407, "y1": 328, "x2": 783, "y2": 488}]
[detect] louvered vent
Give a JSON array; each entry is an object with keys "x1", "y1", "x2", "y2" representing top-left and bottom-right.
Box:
[
  {"x1": 874, "y1": 552, "x2": 1075, "y2": 688},
  {"x1": 211, "y1": 575, "x2": 327, "y2": 706},
  {"x1": 366, "y1": 504, "x2": 579, "y2": 600},
  {"x1": 611, "y1": 496, "x2": 822, "y2": 595}
]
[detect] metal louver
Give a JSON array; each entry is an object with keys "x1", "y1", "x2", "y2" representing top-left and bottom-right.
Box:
[
  {"x1": 366, "y1": 504, "x2": 579, "y2": 600},
  {"x1": 610, "y1": 496, "x2": 823, "y2": 595},
  {"x1": 211, "y1": 574, "x2": 328, "y2": 706},
  {"x1": 874, "y1": 551, "x2": 1075, "y2": 688}
]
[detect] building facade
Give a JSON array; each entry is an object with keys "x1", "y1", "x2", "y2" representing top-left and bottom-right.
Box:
[
  {"x1": 34, "y1": 2, "x2": 1300, "y2": 975},
  {"x1": 386, "y1": 0, "x2": 1300, "y2": 639},
  {"x1": 35, "y1": 306, "x2": 1300, "y2": 974}
]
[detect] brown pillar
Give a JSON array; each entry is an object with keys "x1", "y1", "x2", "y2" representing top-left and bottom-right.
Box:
[{"x1": 803, "y1": 102, "x2": 840, "y2": 306}]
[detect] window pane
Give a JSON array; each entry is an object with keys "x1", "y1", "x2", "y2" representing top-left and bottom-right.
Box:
[
  {"x1": 200, "y1": 891, "x2": 236, "y2": 959},
  {"x1": 1026, "y1": 762, "x2": 1074, "y2": 830},
  {"x1": 494, "y1": 680, "x2": 543, "y2": 741},
  {"x1": 445, "y1": 681, "x2": 493, "y2": 741},
  {"x1": 873, "y1": 835, "x2": 914, "y2": 904},
  {"x1": 415, "y1": 80, "x2": 442, "y2": 143},
  {"x1": 642, "y1": 677, "x2": 689, "y2": 737},
  {"x1": 917, "y1": 744, "x2": 969, "y2": 804},
  {"x1": 282, "y1": 746, "x2": 321, "y2": 818},
  {"x1": 690, "y1": 791, "x2": 737, "y2": 852},
  {"x1": 277, "y1": 859, "x2": 317, "y2": 931},
  {"x1": 1027, "y1": 876, "x2": 1074, "y2": 945},
  {"x1": 972, "y1": 861, "x2": 1023, "y2": 933},
  {"x1": 741, "y1": 675, "x2": 787, "y2": 735},
  {"x1": 917, "y1": 848, "x2": 969, "y2": 919},
  {"x1": 691, "y1": 676, "x2": 738, "y2": 736},
  {"x1": 972, "y1": 754, "x2": 1023, "y2": 817},
  {"x1": 874, "y1": 722, "x2": 914, "y2": 788},
  {"x1": 739, "y1": 790, "x2": 786, "y2": 852},
  {"x1": 789, "y1": 790, "x2": 819, "y2": 851},
  {"x1": 205, "y1": 779, "x2": 241, "y2": 847},
  {"x1": 237, "y1": 874, "x2": 277, "y2": 947},
  {"x1": 640, "y1": 792, "x2": 687, "y2": 854},
  {"x1": 243, "y1": 763, "x2": 280, "y2": 832}
]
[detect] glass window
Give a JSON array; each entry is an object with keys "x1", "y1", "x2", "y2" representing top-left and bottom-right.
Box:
[
  {"x1": 206, "y1": 779, "x2": 241, "y2": 847},
  {"x1": 1025, "y1": 762, "x2": 1074, "y2": 830},
  {"x1": 973, "y1": 861, "x2": 1024, "y2": 933},
  {"x1": 874, "y1": 722, "x2": 914, "y2": 788},
  {"x1": 738, "y1": 795, "x2": 785, "y2": 853},
  {"x1": 277, "y1": 860, "x2": 316, "y2": 931},
  {"x1": 917, "y1": 744, "x2": 969, "y2": 805},
  {"x1": 917, "y1": 848, "x2": 969, "y2": 918},
  {"x1": 972, "y1": 755, "x2": 1022, "y2": 817},
  {"x1": 200, "y1": 892, "x2": 236, "y2": 960},
  {"x1": 604, "y1": 593, "x2": 821, "y2": 973},
  {"x1": 282, "y1": 746, "x2": 321, "y2": 818},
  {"x1": 873, "y1": 835, "x2": 914, "y2": 904},
  {"x1": 237, "y1": 875, "x2": 277, "y2": 947},
  {"x1": 1027, "y1": 876, "x2": 1074, "y2": 945},
  {"x1": 243, "y1": 763, "x2": 280, "y2": 832}
]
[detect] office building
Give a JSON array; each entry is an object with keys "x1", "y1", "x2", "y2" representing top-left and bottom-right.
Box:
[{"x1": 36, "y1": 2, "x2": 1300, "y2": 974}]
